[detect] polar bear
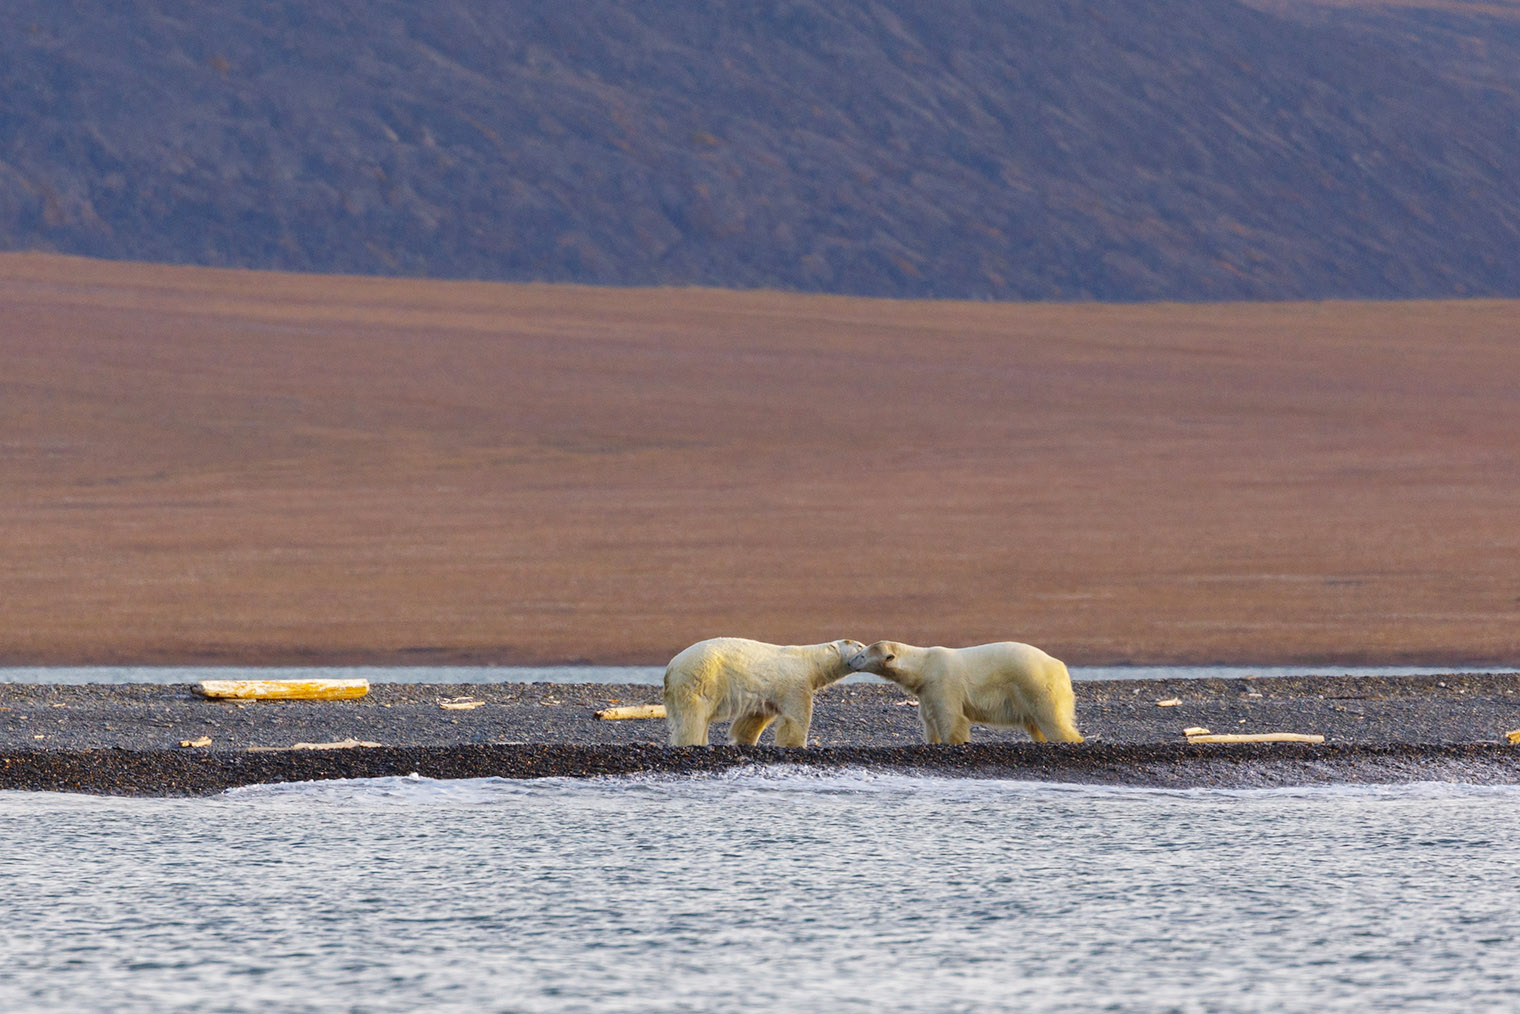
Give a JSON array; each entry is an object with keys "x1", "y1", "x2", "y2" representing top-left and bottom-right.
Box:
[
  {"x1": 847, "y1": 640, "x2": 1084, "y2": 745},
  {"x1": 663, "y1": 637, "x2": 866, "y2": 747}
]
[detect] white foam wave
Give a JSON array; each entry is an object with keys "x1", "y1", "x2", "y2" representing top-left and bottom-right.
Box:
[
  {"x1": 607, "y1": 766, "x2": 1520, "y2": 801},
  {"x1": 215, "y1": 768, "x2": 1520, "y2": 806},
  {"x1": 220, "y1": 772, "x2": 522, "y2": 806}
]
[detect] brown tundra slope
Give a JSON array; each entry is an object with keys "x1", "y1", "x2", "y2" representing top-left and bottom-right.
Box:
[{"x1": 1, "y1": 253, "x2": 1517, "y2": 666}]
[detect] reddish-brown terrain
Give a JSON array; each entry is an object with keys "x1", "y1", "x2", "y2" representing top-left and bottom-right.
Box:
[{"x1": 2, "y1": 253, "x2": 1516, "y2": 666}]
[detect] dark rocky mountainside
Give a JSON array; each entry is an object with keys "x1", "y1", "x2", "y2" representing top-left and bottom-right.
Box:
[{"x1": 4, "y1": 0, "x2": 1520, "y2": 300}]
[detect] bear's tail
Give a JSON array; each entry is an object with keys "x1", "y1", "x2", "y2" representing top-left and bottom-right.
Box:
[{"x1": 1048, "y1": 659, "x2": 1085, "y2": 743}]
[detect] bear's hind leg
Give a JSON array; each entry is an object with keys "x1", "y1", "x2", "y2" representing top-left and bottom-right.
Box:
[
  {"x1": 1048, "y1": 718, "x2": 1085, "y2": 743},
  {"x1": 1024, "y1": 721, "x2": 1048, "y2": 743},
  {"x1": 729, "y1": 713, "x2": 777, "y2": 745},
  {"x1": 666, "y1": 706, "x2": 713, "y2": 746},
  {"x1": 1031, "y1": 713, "x2": 1084, "y2": 743}
]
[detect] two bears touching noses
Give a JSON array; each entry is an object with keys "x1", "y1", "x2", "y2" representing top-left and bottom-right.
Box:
[{"x1": 663, "y1": 636, "x2": 1085, "y2": 748}]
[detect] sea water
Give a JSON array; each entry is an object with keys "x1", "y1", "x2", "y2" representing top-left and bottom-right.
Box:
[
  {"x1": 3, "y1": 769, "x2": 1519, "y2": 1013},
  {"x1": 1, "y1": 664, "x2": 1509, "y2": 685}
]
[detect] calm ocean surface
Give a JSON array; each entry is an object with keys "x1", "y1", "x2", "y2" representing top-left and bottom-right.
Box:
[
  {"x1": 1, "y1": 664, "x2": 1509, "y2": 685},
  {"x1": 4, "y1": 769, "x2": 1519, "y2": 1013}
]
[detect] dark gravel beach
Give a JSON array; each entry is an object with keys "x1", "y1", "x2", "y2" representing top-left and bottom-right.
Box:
[{"x1": 3, "y1": 674, "x2": 1519, "y2": 795}]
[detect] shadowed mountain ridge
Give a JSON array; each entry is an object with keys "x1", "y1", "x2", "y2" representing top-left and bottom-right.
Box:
[{"x1": 4, "y1": 0, "x2": 1519, "y2": 300}]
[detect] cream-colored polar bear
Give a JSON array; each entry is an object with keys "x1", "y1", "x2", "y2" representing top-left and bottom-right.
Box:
[
  {"x1": 848, "y1": 640, "x2": 1084, "y2": 745},
  {"x1": 663, "y1": 637, "x2": 865, "y2": 747}
]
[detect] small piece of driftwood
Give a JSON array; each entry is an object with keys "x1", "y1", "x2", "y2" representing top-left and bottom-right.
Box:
[
  {"x1": 438, "y1": 698, "x2": 485, "y2": 710},
  {"x1": 246, "y1": 739, "x2": 383, "y2": 752},
  {"x1": 1155, "y1": 698, "x2": 1182, "y2": 707},
  {"x1": 179, "y1": 736, "x2": 212, "y2": 748},
  {"x1": 1506, "y1": 729, "x2": 1520, "y2": 745},
  {"x1": 1186, "y1": 732, "x2": 1325, "y2": 744},
  {"x1": 1183, "y1": 726, "x2": 1211, "y2": 737},
  {"x1": 198, "y1": 679, "x2": 369, "y2": 701},
  {"x1": 595, "y1": 704, "x2": 668, "y2": 720}
]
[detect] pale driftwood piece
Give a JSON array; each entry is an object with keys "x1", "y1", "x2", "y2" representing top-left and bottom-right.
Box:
[
  {"x1": 438, "y1": 698, "x2": 485, "y2": 710},
  {"x1": 1155, "y1": 698, "x2": 1182, "y2": 707},
  {"x1": 288, "y1": 739, "x2": 382, "y2": 750},
  {"x1": 197, "y1": 679, "x2": 369, "y2": 701},
  {"x1": 246, "y1": 739, "x2": 383, "y2": 752},
  {"x1": 1186, "y1": 732, "x2": 1325, "y2": 744},
  {"x1": 594, "y1": 704, "x2": 668, "y2": 720},
  {"x1": 179, "y1": 736, "x2": 212, "y2": 748},
  {"x1": 1183, "y1": 726, "x2": 1211, "y2": 737},
  {"x1": 1506, "y1": 729, "x2": 1520, "y2": 745}
]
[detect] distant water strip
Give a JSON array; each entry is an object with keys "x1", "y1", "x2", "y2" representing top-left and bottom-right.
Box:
[{"x1": 0, "y1": 664, "x2": 1511, "y2": 685}]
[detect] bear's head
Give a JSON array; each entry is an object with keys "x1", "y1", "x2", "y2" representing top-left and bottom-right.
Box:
[
  {"x1": 846, "y1": 640, "x2": 902, "y2": 676},
  {"x1": 831, "y1": 639, "x2": 868, "y2": 663}
]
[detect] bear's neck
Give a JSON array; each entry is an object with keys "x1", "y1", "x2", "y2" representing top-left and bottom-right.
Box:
[
  {"x1": 810, "y1": 665, "x2": 852, "y2": 691},
  {"x1": 876, "y1": 667, "x2": 923, "y2": 695}
]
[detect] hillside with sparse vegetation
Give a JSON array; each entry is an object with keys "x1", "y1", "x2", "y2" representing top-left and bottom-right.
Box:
[{"x1": 4, "y1": 0, "x2": 1520, "y2": 300}]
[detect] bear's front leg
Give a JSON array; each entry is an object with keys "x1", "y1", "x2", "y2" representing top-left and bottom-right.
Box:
[
  {"x1": 772, "y1": 691, "x2": 814, "y2": 747},
  {"x1": 729, "y1": 713, "x2": 777, "y2": 745},
  {"x1": 917, "y1": 698, "x2": 960, "y2": 745}
]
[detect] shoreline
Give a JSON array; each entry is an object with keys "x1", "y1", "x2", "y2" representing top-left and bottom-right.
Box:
[
  {"x1": 6, "y1": 743, "x2": 1520, "y2": 798},
  {"x1": 4, "y1": 675, "x2": 1518, "y2": 795}
]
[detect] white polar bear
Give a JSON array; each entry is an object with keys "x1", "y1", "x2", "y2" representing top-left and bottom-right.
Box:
[
  {"x1": 847, "y1": 640, "x2": 1084, "y2": 745},
  {"x1": 663, "y1": 637, "x2": 866, "y2": 747}
]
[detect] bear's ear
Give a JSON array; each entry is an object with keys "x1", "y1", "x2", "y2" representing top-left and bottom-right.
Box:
[{"x1": 883, "y1": 653, "x2": 896, "y2": 663}]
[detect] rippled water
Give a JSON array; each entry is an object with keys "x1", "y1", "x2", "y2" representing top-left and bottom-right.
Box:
[
  {"x1": 4, "y1": 771, "x2": 1520, "y2": 1013},
  {"x1": 2, "y1": 664, "x2": 1509, "y2": 685},
  {"x1": 0, "y1": 664, "x2": 672, "y2": 685}
]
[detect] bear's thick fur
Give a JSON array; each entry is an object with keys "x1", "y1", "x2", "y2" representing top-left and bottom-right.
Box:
[
  {"x1": 848, "y1": 640, "x2": 1084, "y2": 745},
  {"x1": 663, "y1": 637, "x2": 865, "y2": 747}
]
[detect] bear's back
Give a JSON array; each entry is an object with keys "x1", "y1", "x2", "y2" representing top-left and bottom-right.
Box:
[
  {"x1": 665, "y1": 637, "x2": 807, "y2": 692},
  {"x1": 943, "y1": 641, "x2": 1053, "y2": 672},
  {"x1": 934, "y1": 641, "x2": 1067, "y2": 694},
  {"x1": 940, "y1": 642, "x2": 1077, "y2": 734}
]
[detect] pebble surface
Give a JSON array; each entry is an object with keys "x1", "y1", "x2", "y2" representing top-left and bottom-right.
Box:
[{"x1": 3, "y1": 674, "x2": 1519, "y2": 795}]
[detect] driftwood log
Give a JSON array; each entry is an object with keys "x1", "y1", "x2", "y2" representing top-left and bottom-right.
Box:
[
  {"x1": 594, "y1": 704, "x2": 668, "y2": 720},
  {"x1": 1186, "y1": 732, "x2": 1326, "y2": 744},
  {"x1": 198, "y1": 679, "x2": 370, "y2": 700}
]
